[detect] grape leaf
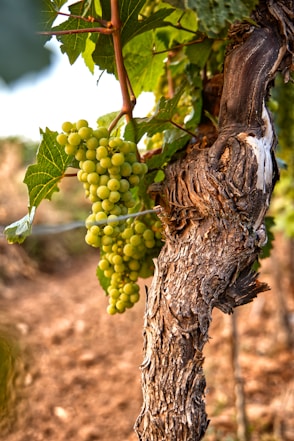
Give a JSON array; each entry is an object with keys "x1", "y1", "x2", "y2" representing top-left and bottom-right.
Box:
[
  {"x1": 24, "y1": 128, "x2": 72, "y2": 209},
  {"x1": 123, "y1": 31, "x2": 167, "y2": 96},
  {"x1": 40, "y1": 0, "x2": 67, "y2": 33},
  {"x1": 52, "y1": 1, "x2": 99, "y2": 64},
  {"x1": 147, "y1": 130, "x2": 191, "y2": 170},
  {"x1": 92, "y1": 7, "x2": 173, "y2": 74},
  {"x1": 164, "y1": 0, "x2": 259, "y2": 36},
  {"x1": 4, "y1": 128, "x2": 72, "y2": 244},
  {"x1": 96, "y1": 263, "x2": 111, "y2": 294},
  {"x1": 126, "y1": 88, "x2": 186, "y2": 142},
  {"x1": 4, "y1": 208, "x2": 36, "y2": 245}
]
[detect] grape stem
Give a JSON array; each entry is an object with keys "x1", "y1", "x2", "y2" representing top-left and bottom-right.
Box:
[{"x1": 109, "y1": 0, "x2": 136, "y2": 130}]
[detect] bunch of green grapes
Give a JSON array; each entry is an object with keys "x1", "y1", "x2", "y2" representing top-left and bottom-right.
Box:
[
  {"x1": 56, "y1": 119, "x2": 163, "y2": 314},
  {"x1": 98, "y1": 214, "x2": 162, "y2": 314}
]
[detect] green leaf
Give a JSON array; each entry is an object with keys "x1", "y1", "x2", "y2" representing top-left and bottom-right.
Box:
[
  {"x1": 147, "y1": 129, "x2": 190, "y2": 170},
  {"x1": 121, "y1": 6, "x2": 175, "y2": 46},
  {"x1": 127, "y1": 88, "x2": 186, "y2": 142},
  {"x1": 52, "y1": 1, "x2": 99, "y2": 64},
  {"x1": 82, "y1": 34, "x2": 96, "y2": 73},
  {"x1": 164, "y1": 0, "x2": 259, "y2": 37},
  {"x1": 186, "y1": 39, "x2": 213, "y2": 67},
  {"x1": 4, "y1": 208, "x2": 36, "y2": 244},
  {"x1": 40, "y1": 0, "x2": 67, "y2": 33},
  {"x1": 24, "y1": 128, "x2": 72, "y2": 209},
  {"x1": 92, "y1": 5, "x2": 173, "y2": 75},
  {"x1": 96, "y1": 263, "x2": 111, "y2": 294},
  {"x1": 123, "y1": 31, "x2": 167, "y2": 95}
]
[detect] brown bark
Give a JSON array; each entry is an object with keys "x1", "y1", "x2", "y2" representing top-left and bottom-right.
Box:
[{"x1": 135, "y1": 1, "x2": 294, "y2": 440}]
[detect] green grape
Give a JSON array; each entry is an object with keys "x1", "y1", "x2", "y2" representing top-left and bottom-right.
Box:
[
  {"x1": 111, "y1": 152, "x2": 125, "y2": 166},
  {"x1": 96, "y1": 163, "x2": 107, "y2": 174},
  {"x1": 100, "y1": 157, "x2": 112, "y2": 169},
  {"x1": 94, "y1": 127, "x2": 109, "y2": 139},
  {"x1": 96, "y1": 145, "x2": 108, "y2": 160},
  {"x1": 97, "y1": 185, "x2": 110, "y2": 200},
  {"x1": 123, "y1": 243, "x2": 134, "y2": 257},
  {"x1": 107, "y1": 304, "x2": 117, "y2": 315},
  {"x1": 103, "y1": 225, "x2": 114, "y2": 236},
  {"x1": 98, "y1": 258, "x2": 110, "y2": 271},
  {"x1": 86, "y1": 136, "x2": 99, "y2": 149},
  {"x1": 130, "y1": 293, "x2": 140, "y2": 304},
  {"x1": 62, "y1": 121, "x2": 73, "y2": 133},
  {"x1": 87, "y1": 172, "x2": 99, "y2": 185},
  {"x1": 107, "y1": 178, "x2": 120, "y2": 191},
  {"x1": 115, "y1": 300, "x2": 126, "y2": 313},
  {"x1": 120, "y1": 162, "x2": 132, "y2": 177},
  {"x1": 132, "y1": 162, "x2": 144, "y2": 175},
  {"x1": 92, "y1": 201, "x2": 103, "y2": 213},
  {"x1": 56, "y1": 133, "x2": 68, "y2": 146},
  {"x1": 95, "y1": 211, "x2": 107, "y2": 222},
  {"x1": 85, "y1": 149, "x2": 97, "y2": 160},
  {"x1": 109, "y1": 191, "x2": 120, "y2": 203},
  {"x1": 76, "y1": 119, "x2": 88, "y2": 130},
  {"x1": 64, "y1": 144, "x2": 78, "y2": 156},
  {"x1": 68, "y1": 132, "x2": 82, "y2": 146},
  {"x1": 82, "y1": 160, "x2": 96, "y2": 174},
  {"x1": 99, "y1": 137, "x2": 109, "y2": 147},
  {"x1": 78, "y1": 126, "x2": 92, "y2": 140},
  {"x1": 99, "y1": 174, "x2": 109, "y2": 186},
  {"x1": 101, "y1": 199, "x2": 114, "y2": 212},
  {"x1": 109, "y1": 137, "x2": 123, "y2": 148},
  {"x1": 75, "y1": 149, "x2": 87, "y2": 161},
  {"x1": 119, "y1": 179, "x2": 129, "y2": 193},
  {"x1": 143, "y1": 229, "x2": 154, "y2": 241},
  {"x1": 129, "y1": 175, "x2": 140, "y2": 186}
]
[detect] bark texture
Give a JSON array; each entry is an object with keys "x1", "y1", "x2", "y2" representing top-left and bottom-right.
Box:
[{"x1": 135, "y1": 1, "x2": 294, "y2": 440}]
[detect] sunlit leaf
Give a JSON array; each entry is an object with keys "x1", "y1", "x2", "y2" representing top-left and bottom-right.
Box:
[{"x1": 24, "y1": 128, "x2": 72, "y2": 209}]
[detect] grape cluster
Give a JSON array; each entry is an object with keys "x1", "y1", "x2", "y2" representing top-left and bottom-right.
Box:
[{"x1": 56, "y1": 119, "x2": 163, "y2": 314}]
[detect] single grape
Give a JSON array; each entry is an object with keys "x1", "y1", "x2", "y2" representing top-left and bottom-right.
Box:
[
  {"x1": 99, "y1": 138, "x2": 109, "y2": 147},
  {"x1": 78, "y1": 126, "x2": 92, "y2": 140},
  {"x1": 85, "y1": 149, "x2": 97, "y2": 160},
  {"x1": 111, "y1": 152, "x2": 125, "y2": 166},
  {"x1": 56, "y1": 133, "x2": 68, "y2": 146},
  {"x1": 86, "y1": 136, "x2": 99, "y2": 150},
  {"x1": 82, "y1": 160, "x2": 96, "y2": 174},
  {"x1": 76, "y1": 119, "x2": 88, "y2": 130},
  {"x1": 62, "y1": 121, "x2": 73, "y2": 133},
  {"x1": 107, "y1": 304, "x2": 117, "y2": 315},
  {"x1": 87, "y1": 173, "x2": 99, "y2": 185},
  {"x1": 107, "y1": 178, "x2": 120, "y2": 191},
  {"x1": 103, "y1": 225, "x2": 114, "y2": 236},
  {"x1": 109, "y1": 191, "x2": 120, "y2": 203},
  {"x1": 65, "y1": 144, "x2": 78, "y2": 156},
  {"x1": 101, "y1": 199, "x2": 114, "y2": 212},
  {"x1": 98, "y1": 258, "x2": 110, "y2": 271},
  {"x1": 115, "y1": 300, "x2": 126, "y2": 313},
  {"x1": 75, "y1": 148, "x2": 87, "y2": 161},
  {"x1": 100, "y1": 157, "x2": 112, "y2": 169},
  {"x1": 97, "y1": 185, "x2": 110, "y2": 200},
  {"x1": 96, "y1": 145, "x2": 108, "y2": 160},
  {"x1": 68, "y1": 132, "x2": 82, "y2": 146},
  {"x1": 94, "y1": 127, "x2": 109, "y2": 139},
  {"x1": 120, "y1": 162, "x2": 132, "y2": 177}
]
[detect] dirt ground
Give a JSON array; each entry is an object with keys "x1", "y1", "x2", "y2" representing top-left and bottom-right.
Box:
[{"x1": 0, "y1": 140, "x2": 293, "y2": 441}]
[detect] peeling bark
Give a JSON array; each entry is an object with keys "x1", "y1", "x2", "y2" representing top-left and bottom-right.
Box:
[{"x1": 135, "y1": 1, "x2": 294, "y2": 440}]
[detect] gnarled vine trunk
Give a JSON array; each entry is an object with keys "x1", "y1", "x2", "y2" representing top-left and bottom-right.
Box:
[{"x1": 135, "y1": 1, "x2": 294, "y2": 440}]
